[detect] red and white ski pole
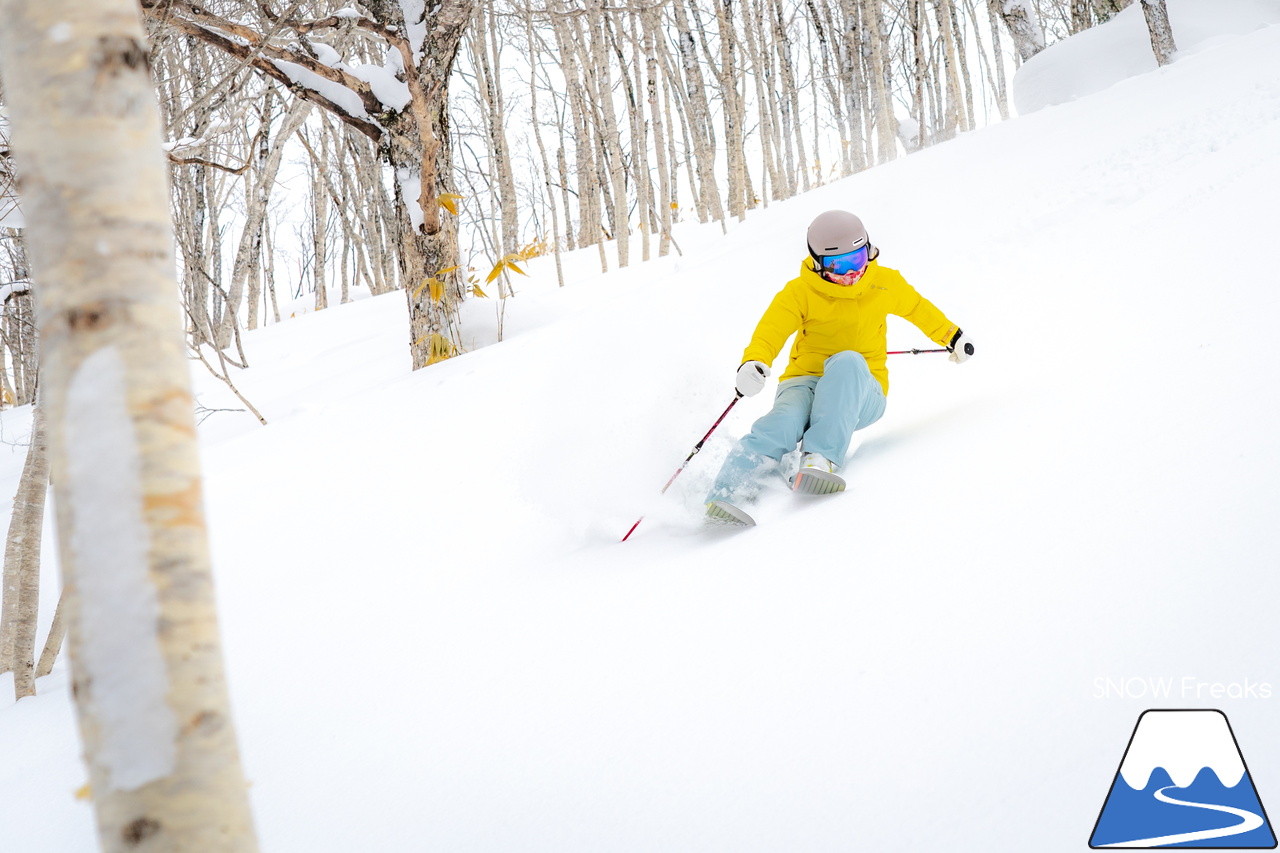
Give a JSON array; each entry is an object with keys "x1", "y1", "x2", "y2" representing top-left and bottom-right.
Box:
[{"x1": 621, "y1": 392, "x2": 743, "y2": 542}]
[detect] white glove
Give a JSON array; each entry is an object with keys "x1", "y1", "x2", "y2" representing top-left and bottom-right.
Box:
[
  {"x1": 735, "y1": 360, "x2": 771, "y2": 396},
  {"x1": 949, "y1": 330, "x2": 975, "y2": 364}
]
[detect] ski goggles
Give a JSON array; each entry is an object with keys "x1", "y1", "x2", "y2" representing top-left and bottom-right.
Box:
[{"x1": 819, "y1": 244, "x2": 870, "y2": 277}]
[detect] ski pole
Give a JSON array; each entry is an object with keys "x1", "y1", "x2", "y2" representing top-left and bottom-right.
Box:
[
  {"x1": 887, "y1": 347, "x2": 949, "y2": 355},
  {"x1": 621, "y1": 392, "x2": 743, "y2": 542}
]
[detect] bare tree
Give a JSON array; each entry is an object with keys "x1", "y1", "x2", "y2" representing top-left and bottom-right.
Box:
[
  {"x1": 141, "y1": 0, "x2": 476, "y2": 369},
  {"x1": 0, "y1": 399, "x2": 46, "y2": 700},
  {"x1": 990, "y1": 0, "x2": 1046, "y2": 62},
  {"x1": 1140, "y1": 0, "x2": 1176, "y2": 66},
  {"x1": 0, "y1": 0, "x2": 259, "y2": 849}
]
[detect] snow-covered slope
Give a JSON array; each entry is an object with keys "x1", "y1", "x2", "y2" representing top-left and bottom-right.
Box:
[
  {"x1": 4, "y1": 15, "x2": 1280, "y2": 853},
  {"x1": 1013, "y1": 0, "x2": 1280, "y2": 114}
]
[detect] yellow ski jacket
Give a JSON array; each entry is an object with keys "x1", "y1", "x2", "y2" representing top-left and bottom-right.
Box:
[{"x1": 741, "y1": 258, "x2": 959, "y2": 396}]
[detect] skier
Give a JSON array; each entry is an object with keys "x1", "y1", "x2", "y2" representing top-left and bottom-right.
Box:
[{"x1": 705, "y1": 209, "x2": 975, "y2": 525}]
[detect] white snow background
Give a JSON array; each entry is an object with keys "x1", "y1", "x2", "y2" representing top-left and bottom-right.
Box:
[{"x1": 4, "y1": 3, "x2": 1280, "y2": 850}]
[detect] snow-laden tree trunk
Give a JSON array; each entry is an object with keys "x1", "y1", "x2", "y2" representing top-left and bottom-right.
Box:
[
  {"x1": 0, "y1": 0, "x2": 259, "y2": 849},
  {"x1": 1140, "y1": 0, "x2": 1177, "y2": 66},
  {"x1": 0, "y1": 397, "x2": 47, "y2": 700},
  {"x1": 989, "y1": 0, "x2": 1046, "y2": 63}
]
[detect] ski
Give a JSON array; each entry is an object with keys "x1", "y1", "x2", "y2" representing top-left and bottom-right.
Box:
[
  {"x1": 792, "y1": 468, "x2": 846, "y2": 496},
  {"x1": 705, "y1": 500, "x2": 756, "y2": 527}
]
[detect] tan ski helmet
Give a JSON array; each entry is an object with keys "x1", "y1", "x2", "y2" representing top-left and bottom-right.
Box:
[{"x1": 807, "y1": 210, "x2": 870, "y2": 263}]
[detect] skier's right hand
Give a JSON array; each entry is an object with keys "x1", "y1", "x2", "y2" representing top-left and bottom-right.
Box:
[{"x1": 735, "y1": 360, "x2": 771, "y2": 397}]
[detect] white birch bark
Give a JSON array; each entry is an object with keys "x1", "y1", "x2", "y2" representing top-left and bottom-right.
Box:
[
  {"x1": 673, "y1": 0, "x2": 725, "y2": 223},
  {"x1": 0, "y1": 398, "x2": 47, "y2": 699},
  {"x1": 227, "y1": 96, "x2": 310, "y2": 335},
  {"x1": 311, "y1": 128, "x2": 329, "y2": 312},
  {"x1": 1140, "y1": 0, "x2": 1177, "y2": 66},
  {"x1": 989, "y1": 0, "x2": 1046, "y2": 63},
  {"x1": 36, "y1": 585, "x2": 65, "y2": 678},
  {"x1": 860, "y1": 0, "x2": 899, "y2": 162},
  {"x1": 588, "y1": 0, "x2": 630, "y2": 266},
  {"x1": 935, "y1": 0, "x2": 968, "y2": 137},
  {"x1": 0, "y1": 0, "x2": 260, "y2": 848},
  {"x1": 524, "y1": 7, "x2": 566, "y2": 284}
]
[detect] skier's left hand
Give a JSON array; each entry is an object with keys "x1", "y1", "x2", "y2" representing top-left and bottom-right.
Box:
[{"x1": 949, "y1": 329, "x2": 975, "y2": 364}]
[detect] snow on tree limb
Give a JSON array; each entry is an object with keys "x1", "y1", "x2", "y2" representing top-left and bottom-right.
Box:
[
  {"x1": 140, "y1": 0, "x2": 447, "y2": 234},
  {"x1": 139, "y1": 0, "x2": 387, "y2": 139}
]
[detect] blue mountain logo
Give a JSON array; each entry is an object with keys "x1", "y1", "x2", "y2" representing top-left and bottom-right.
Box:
[{"x1": 1090, "y1": 709, "x2": 1276, "y2": 848}]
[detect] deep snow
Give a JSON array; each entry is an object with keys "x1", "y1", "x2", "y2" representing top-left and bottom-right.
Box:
[{"x1": 4, "y1": 7, "x2": 1280, "y2": 851}]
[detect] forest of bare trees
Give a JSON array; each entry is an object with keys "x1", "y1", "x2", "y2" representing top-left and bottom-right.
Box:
[{"x1": 1, "y1": 0, "x2": 1143, "y2": 387}]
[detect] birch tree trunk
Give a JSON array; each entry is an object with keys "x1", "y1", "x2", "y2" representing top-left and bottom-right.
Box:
[
  {"x1": 1092, "y1": 0, "x2": 1133, "y2": 23},
  {"x1": 1140, "y1": 0, "x2": 1176, "y2": 66},
  {"x1": 715, "y1": 0, "x2": 748, "y2": 220},
  {"x1": 983, "y1": 0, "x2": 1011, "y2": 120},
  {"x1": 910, "y1": 0, "x2": 928, "y2": 148},
  {"x1": 550, "y1": 8, "x2": 602, "y2": 262},
  {"x1": 36, "y1": 585, "x2": 65, "y2": 678},
  {"x1": 772, "y1": 0, "x2": 810, "y2": 192},
  {"x1": 228, "y1": 96, "x2": 310, "y2": 336},
  {"x1": 1070, "y1": 0, "x2": 1092, "y2": 33},
  {"x1": 0, "y1": 398, "x2": 47, "y2": 700},
  {"x1": 310, "y1": 128, "x2": 329, "y2": 312},
  {"x1": 860, "y1": 0, "x2": 898, "y2": 162},
  {"x1": 934, "y1": 0, "x2": 966, "y2": 138},
  {"x1": 989, "y1": 0, "x2": 1046, "y2": 63},
  {"x1": 673, "y1": 0, "x2": 725, "y2": 223},
  {"x1": 588, "y1": 0, "x2": 630, "y2": 266},
  {"x1": 524, "y1": 8, "x2": 566, "y2": 283},
  {"x1": 0, "y1": 0, "x2": 259, "y2": 848}
]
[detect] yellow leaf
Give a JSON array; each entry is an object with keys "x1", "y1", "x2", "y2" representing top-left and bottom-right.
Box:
[
  {"x1": 505, "y1": 259, "x2": 527, "y2": 277},
  {"x1": 412, "y1": 277, "x2": 431, "y2": 300},
  {"x1": 485, "y1": 262, "x2": 504, "y2": 284},
  {"x1": 429, "y1": 278, "x2": 445, "y2": 304},
  {"x1": 517, "y1": 238, "x2": 550, "y2": 260},
  {"x1": 426, "y1": 333, "x2": 456, "y2": 365},
  {"x1": 75, "y1": 783, "x2": 92, "y2": 801},
  {"x1": 437, "y1": 265, "x2": 460, "y2": 277},
  {"x1": 438, "y1": 193, "x2": 463, "y2": 215},
  {"x1": 471, "y1": 283, "x2": 489, "y2": 298},
  {"x1": 670, "y1": 202, "x2": 679, "y2": 210}
]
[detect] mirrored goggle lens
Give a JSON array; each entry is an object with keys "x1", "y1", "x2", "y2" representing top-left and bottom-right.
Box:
[{"x1": 822, "y1": 245, "x2": 869, "y2": 276}]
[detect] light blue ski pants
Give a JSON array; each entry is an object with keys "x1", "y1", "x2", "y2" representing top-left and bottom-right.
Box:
[{"x1": 706, "y1": 350, "x2": 886, "y2": 504}]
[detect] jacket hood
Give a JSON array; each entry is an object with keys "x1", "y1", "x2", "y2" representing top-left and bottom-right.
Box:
[{"x1": 799, "y1": 258, "x2": 877, "y2": 299}]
